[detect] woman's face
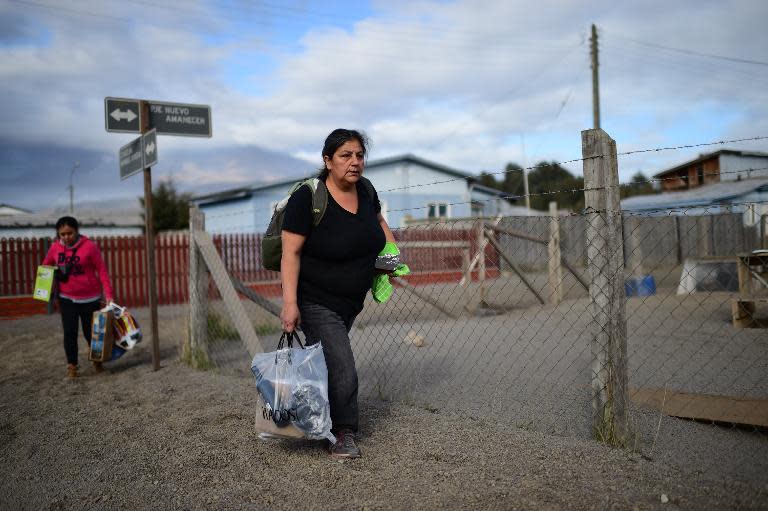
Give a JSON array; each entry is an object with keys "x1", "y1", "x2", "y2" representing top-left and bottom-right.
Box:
[
  {"x1": 324, "y1": 139, "x2": 364, "y2": 186},
  {"x1": 58, "y1": 225, "x2": 78, "y2": 246}
]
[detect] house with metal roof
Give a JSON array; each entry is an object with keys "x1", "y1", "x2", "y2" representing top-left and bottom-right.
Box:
[
  {"x1": 653, "y1": 149, "x2": 768, "y2": 192},
  {"x1": 621, "y1": 176, "x2": 768, "y2": 225},
  {"x1": 192, "y1": 154, "x2": 522, "y2": 233}
]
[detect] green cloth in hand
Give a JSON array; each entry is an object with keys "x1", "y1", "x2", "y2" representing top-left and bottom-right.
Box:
[{"x1": 372, "y1": 243, "x2": 410, "y2": 303}]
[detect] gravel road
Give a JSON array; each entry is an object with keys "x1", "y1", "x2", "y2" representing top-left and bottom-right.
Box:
[{"x1": 1, "y1": 306, "x2": 767, "y2": 510}]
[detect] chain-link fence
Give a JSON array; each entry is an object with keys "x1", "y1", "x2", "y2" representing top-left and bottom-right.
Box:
[{"x1": 168, "y1": 130, "x2": 768, "y2": 484}]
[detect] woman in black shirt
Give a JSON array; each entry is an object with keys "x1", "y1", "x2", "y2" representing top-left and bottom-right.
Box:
[{"x1": 280, "y1": 128, "x2": 395, "y2": 458}]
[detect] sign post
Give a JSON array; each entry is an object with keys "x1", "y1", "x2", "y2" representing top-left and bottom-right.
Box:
[
  {"x1": 106, "y1": 96, "x2": 211, "y2": 372},
  {"x1": 139, "y1": 101, "x2": 161, "y2": 371}
]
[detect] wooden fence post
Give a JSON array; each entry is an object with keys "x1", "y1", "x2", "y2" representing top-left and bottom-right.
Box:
[
  {"x1": 186, "y1": 206, "x2": 210, "y2": 368},
  {"x1": 582, "y1": 128, "x2": 630, "y2": 447},
  {"x1": 624, "y1": 215, "x2": 644, "y2": 276},
  {"x1": 477, "y1": 219, "x2": 487, "y2": 305},
  {"x1": 548, "y1": 201, "x2": 563, "y2": 304}
]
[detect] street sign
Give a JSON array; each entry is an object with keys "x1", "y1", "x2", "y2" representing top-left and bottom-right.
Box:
[
  {"x1": 119, "y1": 136, "x2": 143, "y2": 180},
  {"x1": 143, "y1": 128, "x2": 158, "y2": 168},
  {"x1": 105, "y1": 97, "x2": 141, "y2": 133},
  {"x1": 147, "y1": 100, "x2": 212, "y2": 137},
  {"x1": 119, "y1": 129, "x2": 159, "y2": 180}
]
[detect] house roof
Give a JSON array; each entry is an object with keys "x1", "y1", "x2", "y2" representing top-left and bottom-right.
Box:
[
  {"x1": 192, "y1": 153, "x2": 512, "y2": 204},
  {"x1": 621, "y1": 177, "x2": 768, "y2": 212},
  {"x1": 653, "y1": 149, "x2": 768, "y2": 178},
  {"x1": 0, "y1": 209, "x2": 143, "y2": 228},
  {"x1": 0, "y1": 204, "x2": 32, "y2": 215}
]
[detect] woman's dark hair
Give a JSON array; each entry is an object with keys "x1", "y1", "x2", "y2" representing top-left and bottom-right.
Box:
[
  {"x1": 55, "y1": 216, "x2": 79, "y2": 232},
  {"x1": 318, "y1": 128, "x2": 369, "y2": 179}
]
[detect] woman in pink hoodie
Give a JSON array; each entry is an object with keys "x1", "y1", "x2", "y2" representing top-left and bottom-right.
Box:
[{"x1": 42, "y1": 216, "x2": 114, "y2": 379}]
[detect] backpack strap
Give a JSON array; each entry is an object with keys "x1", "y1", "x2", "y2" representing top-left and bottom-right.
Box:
[
  {"x1": 297, "y1": 178, "x2": 328, "y2": 227},
  {"x1": 308, "y1": 178, "x2": 328, "y2": 227}
]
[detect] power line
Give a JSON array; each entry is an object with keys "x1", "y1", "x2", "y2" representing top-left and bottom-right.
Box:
[{"x1": 604, "y1": 31, "x2": 768, "y2": 67}]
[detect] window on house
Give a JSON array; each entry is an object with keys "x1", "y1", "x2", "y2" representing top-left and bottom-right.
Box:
[
  {"x1": 697, "y1": 165, "x2": 704, "y2": 185},
  {"x1": 427, "y1": 202, "x2": 449, "y2": 219}
]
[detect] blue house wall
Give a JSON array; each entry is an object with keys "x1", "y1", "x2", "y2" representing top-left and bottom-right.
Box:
[{"x1": 195, "y1": 155, "x2": 517, "y2": 233}]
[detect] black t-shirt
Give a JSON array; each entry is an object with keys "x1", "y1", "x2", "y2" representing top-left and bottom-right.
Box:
[{"x1": 281, "y1": 179, "x2": 386, "y2": 318}]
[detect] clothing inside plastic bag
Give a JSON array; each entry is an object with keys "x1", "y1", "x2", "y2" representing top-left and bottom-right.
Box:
[{"x1": 251, "y1": 333, "x2": 335, "y2": 443}]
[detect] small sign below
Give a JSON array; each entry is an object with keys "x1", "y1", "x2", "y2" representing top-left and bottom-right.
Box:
[
  {"x1": 119, "y1": 136, "x2": 144, "y2": 180},
  {"x1": 148, "y1": 100, "x2": 212, "y2": 137},
  {"x1": 105, "y1": 97, "x2": 141, "y2": 133}
]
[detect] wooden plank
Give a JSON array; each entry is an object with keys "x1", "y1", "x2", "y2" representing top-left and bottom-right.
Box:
[
  {"x1": 630, "y1": 387, "x2": 768, "y2": 428},
  {"x1": 485, "y1": 232, "x2": 545, "y2": 305},
  {"x1": 193, "y1": 229, "x2": 264, "y2": 356},
  {"x1": 398, "y1": 240, "x2": 471, "y2": 248},
  {"x1": 391, "y1": 276, "x2": 459, "y2": 320},
  {"x1": 486, "y1": 223, "x2": 548, "y2": 245}
]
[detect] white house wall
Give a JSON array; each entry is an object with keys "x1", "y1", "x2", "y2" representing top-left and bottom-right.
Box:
[
  {"x1": 201, "y1": 198, "x2": 259, "y2": 234},
  {"x1": 365, "y1": 164, "x2": 471, "y2": 227},
  {"x1": 198, "y1": 159, "x2": 510, "y2": 233},
  {"x1": 719, "y1": 154, "x2": 768, "y2": 181}
]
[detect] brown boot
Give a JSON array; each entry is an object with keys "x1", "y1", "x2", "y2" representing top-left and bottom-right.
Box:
[
  {"x1": 91, "y1": 361, "x2": 104, "y2": 374},
  {"x1": 66, "y1": 364, "x2": 78, "y2": 379}
]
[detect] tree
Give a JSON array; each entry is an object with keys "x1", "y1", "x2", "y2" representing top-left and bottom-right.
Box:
[
  {"x1": 502, "y1": 163, "x2": 525, "y2": 198},
  {"x1": 139, "y1": 178, "x2": 192, "y2": 233},
  {"x1": 525, "y1": 160, "x2": 584, "y2": 212},
  {"x1": 620, "y1": 171, "x2": 658, "y2": 199},
  {"x1": 477, "y1": 171, "x2": 499, "y2": 190}
]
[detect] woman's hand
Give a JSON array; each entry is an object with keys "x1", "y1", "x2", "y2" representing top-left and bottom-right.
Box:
[{"x1": 281, "y1": 302, "x2": 300, "y2": 333}]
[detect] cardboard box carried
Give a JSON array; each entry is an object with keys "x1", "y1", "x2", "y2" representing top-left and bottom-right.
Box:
[
  {"x1": 89, "y1": 308, "x2": 114, "y2": 362},
  {"x1": 33, "y1": 265, "x2": 56, "y2": 302}
]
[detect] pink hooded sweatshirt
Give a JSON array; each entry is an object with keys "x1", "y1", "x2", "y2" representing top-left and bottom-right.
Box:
[{"x1": 42, "y1": 235, "x2": 114, "y2": 303}]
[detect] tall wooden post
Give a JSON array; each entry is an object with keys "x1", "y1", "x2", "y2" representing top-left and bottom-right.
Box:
[
  {"x1": 582, "y1": 128, "x2": 629, "y2": 447},
  {"x1": 548, "y1": 201, "x2": 563, "y2": 304},
  {"x1": 187, "y1": 206, "x2": 209, "y2": 365},
  {"x1": 590, "y1": 24, "x2": 601, "y2": 129},
  {"x1": 625, "y1": 215, "x2": 644, "y2": 276},
  {"x1": 477, "y1": 219, "x2": 486, "y2": 305},
  {"x1": 140, "y1": 100, "x2": 161, "y2": 371},
  {"x1": 697, "y1": 214, "x2": 713, "y2": 257}
]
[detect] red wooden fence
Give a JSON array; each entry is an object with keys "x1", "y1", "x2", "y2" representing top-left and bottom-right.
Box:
[{"x1": 1, "y1": 226, "x2": 495, "y2": 316}]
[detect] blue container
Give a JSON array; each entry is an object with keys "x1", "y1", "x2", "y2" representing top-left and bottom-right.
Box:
[{"x1": 625, "y1": 275, "x2": 656, "y2": 297}]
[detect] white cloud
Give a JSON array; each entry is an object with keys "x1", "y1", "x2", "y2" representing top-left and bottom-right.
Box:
[{"x1": 1, "y1": 0, "x2": 767, "y2": 199}]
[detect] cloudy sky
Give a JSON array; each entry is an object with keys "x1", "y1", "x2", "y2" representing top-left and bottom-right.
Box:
[{"x1": 1, "y1": 0, "x2": 767, "y2": 212}]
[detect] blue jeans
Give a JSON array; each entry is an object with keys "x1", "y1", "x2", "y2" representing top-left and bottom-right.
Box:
[{"x1": 299, "y1": 302, "x2": 359, "y2": 432}]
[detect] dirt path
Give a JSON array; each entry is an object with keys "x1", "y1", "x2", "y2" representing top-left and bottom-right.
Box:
[{"x1": 1, "y1": 313, "x2": 766, "y2": 510}]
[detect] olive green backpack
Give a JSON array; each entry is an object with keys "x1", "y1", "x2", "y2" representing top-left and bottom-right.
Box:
[{"x1": 261, "y1": 176, "x2": 375, "y2": 271}]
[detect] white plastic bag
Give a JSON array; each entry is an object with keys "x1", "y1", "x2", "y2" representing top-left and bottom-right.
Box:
[{"x1": 250, "y1": 332, "x2": 335, "y2": 443}]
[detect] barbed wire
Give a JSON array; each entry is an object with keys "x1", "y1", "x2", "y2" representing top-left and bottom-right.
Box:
[
  {"x1": 201, "y1": 162, "x2": 768, "y2": 224},
  {"x1": 377, "y1": 135, "x2": 768, "y2": 195},
  {"x1": 617, "y1": 135, "x2": 768, "y2": 156}
]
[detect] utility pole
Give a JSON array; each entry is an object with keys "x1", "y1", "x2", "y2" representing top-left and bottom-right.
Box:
[
  {"x1": 590, "y1": 24, "x2": 601, "y2": 129},
  {"x1": 68, "y1": 162, "x2": 79, "y2": 214}
]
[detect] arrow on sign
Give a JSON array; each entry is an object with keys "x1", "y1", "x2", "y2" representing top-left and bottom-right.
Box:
[
  {"x1": 145, "y1": 141, "x2": 156, "y2": 155},
  {"x1": 110, "y1": 108, "x2": 137, "y2": 123}
]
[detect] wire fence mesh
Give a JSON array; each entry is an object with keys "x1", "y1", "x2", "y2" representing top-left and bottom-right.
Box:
[{"x1": 118, "y1": 133, "x2": 768, "y2": 483}]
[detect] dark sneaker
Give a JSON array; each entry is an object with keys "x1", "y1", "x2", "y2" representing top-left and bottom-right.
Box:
[
  {"x1": 66, "y1": 364, "x2": 78, "y2": 380},
  {"x1": 91, "y1": 361, "x2": 104, "y2": 374},
  {"x1": 329, "y1": 429, "x2": 361, "y2": 459}
]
